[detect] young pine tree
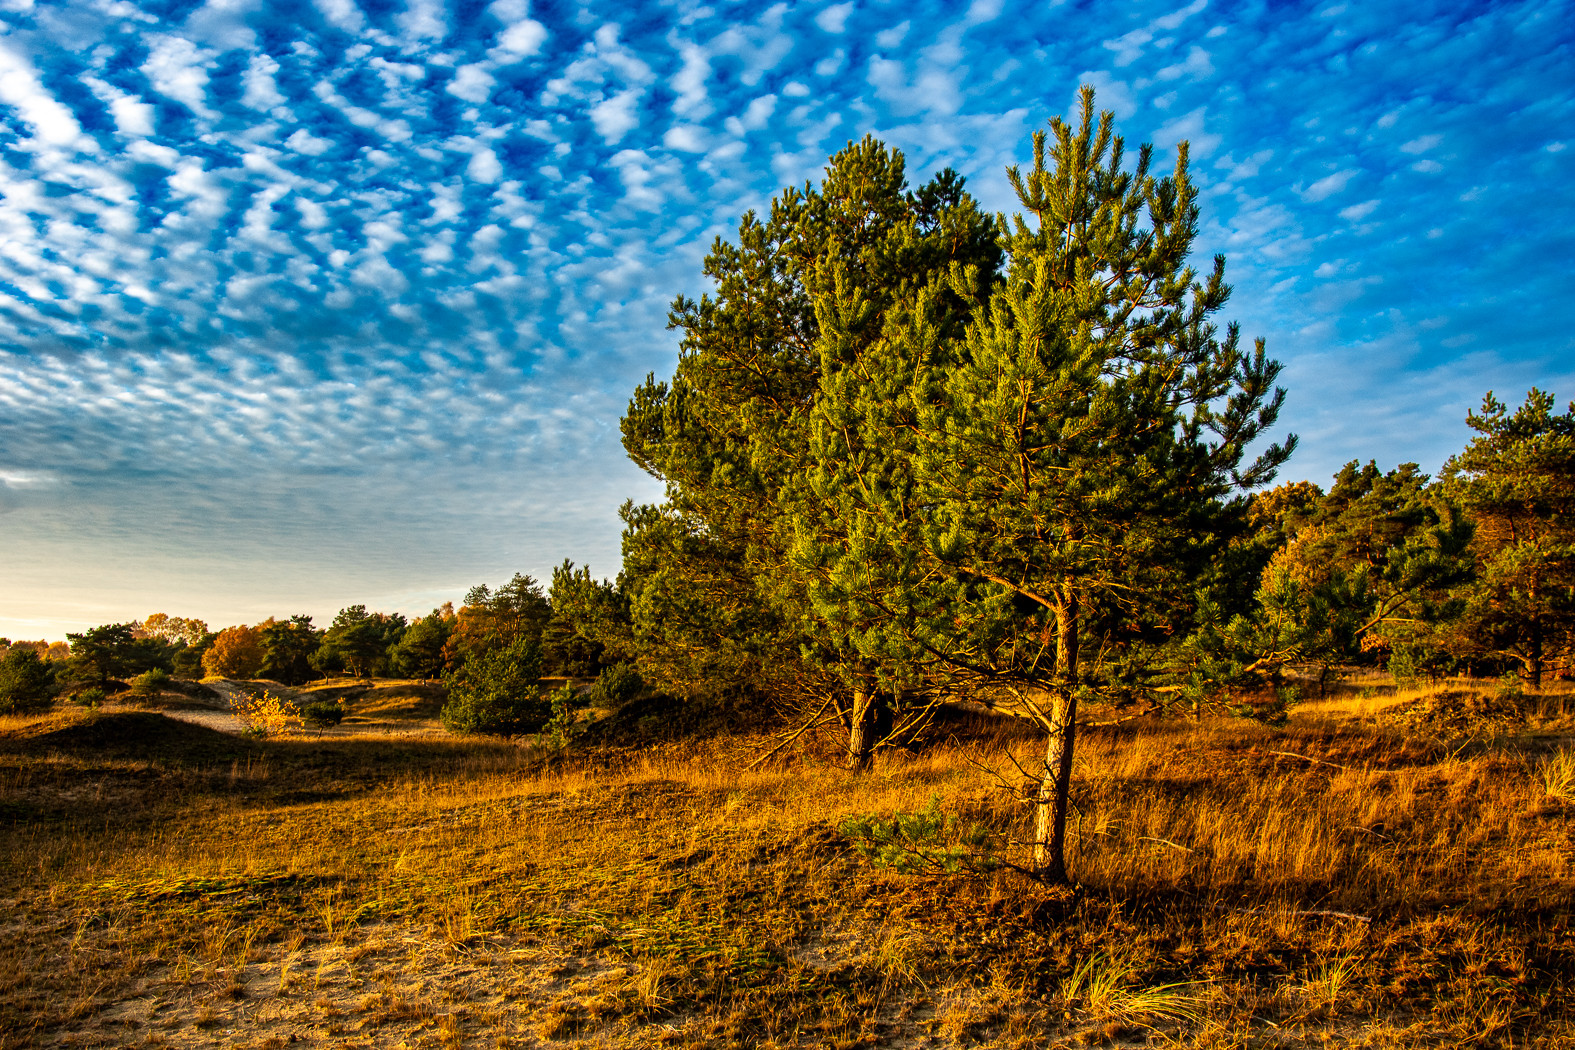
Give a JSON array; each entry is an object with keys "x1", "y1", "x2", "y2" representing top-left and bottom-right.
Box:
[{"x1": 798, "y1": 88, "x2": 1295, "y2": 881}]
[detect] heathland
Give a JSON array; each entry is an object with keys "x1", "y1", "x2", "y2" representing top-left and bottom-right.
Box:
[{"x1": 1, "y1": 673, "x2": 1572, "y2": 1048}]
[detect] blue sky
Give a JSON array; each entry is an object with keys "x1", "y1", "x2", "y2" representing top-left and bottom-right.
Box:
[{"x1": 1, "y1": 0, "x2": 1571, "y2": 640}]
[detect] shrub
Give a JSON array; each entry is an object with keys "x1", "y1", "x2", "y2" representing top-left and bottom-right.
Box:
[
  {"x1": 73, "y1": 686, "x2": 106, "y2": 709},
  {"x1": 593, "y1": 662, "x2": 643, "y2": 707},
  {"x1": 535, "y1": 684, "x2": 585, "y2": 752},
  {"x1": 130, "y1": 668, "x2": 171, "y2": 696},
  {"x1": 0, "y1": 647, "x2": 56, "y2": 714},
  {"x1": 301, "y1": 701, "x2": 346, "y2": 728},
  {"x1": 839, "y1": 796, "x2": 1002, "y2": 875},
  {"x1": 230, "y1": 689, "x2": 303, "y2": 737},
  {"x1": 441, "y1": 637, "x2": 547, "y2": 737}
]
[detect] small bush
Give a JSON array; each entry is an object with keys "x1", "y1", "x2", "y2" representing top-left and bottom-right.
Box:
[
  {"x1": 301, "y1": 701, "x2": 346, "y2": 728},
  {"x1": 441, "y1": 637, "x2": 548, "y2": 737},
  {"x1": 0, "y1": 647, "x2": 56, "y2": 714},
  {"x1": 73, "y1": 686, "x2": 106, "y2": 709},
  {"x1": 230, "y1": 690, "x2": 303, "y2": 737},
  {"x1": 593, "y1": 662, "x2": 643, "y2": 707},
  {"x1": 535, "y1": 684, "x2": 585, "y2": 753},
  {"x1": 130, "y1": 668, "x2": 171, "y2": 696},
  {"x1": 840, "y1": 796, "x2": 1001, "y2": 874}
]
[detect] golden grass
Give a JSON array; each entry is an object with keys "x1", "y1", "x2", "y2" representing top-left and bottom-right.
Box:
[{"x1": 0, "y1": 679, "x2": 1572, "y2": 1047}]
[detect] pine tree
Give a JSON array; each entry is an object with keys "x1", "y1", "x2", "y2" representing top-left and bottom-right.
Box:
[
  {"x1": 621, "y1": 138, "x2": 998, "y2": 765},
  {"x1": 1440, "y1": 390, "x2": 1575, "y2": 685},
  {"x1": 798, "y1": 88, "x2": 1295, "y2": 881}
]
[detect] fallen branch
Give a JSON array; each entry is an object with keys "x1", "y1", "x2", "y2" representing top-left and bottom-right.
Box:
[{"x1": 1266, "y1": 750, "x2": 1348, "y2": 771}]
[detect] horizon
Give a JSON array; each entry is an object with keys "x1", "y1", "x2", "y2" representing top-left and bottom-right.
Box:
[{"x1": 3, "y1": 0, "x2": 1572, "y2": 642}]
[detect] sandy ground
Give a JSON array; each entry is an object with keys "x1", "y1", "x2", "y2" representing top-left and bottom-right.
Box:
[{"x1": 151, "y1": 679, "x2": 450, "y2": 739}]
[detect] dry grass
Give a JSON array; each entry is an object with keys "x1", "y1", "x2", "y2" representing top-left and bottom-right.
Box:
[{"x1": 0, "y1": 679, "x2": 1572, "y2": 1048}]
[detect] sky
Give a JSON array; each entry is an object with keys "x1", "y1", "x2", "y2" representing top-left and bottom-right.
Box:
[{"x1": 1, "y1": 0, "x2": 1571, "y2": 641}]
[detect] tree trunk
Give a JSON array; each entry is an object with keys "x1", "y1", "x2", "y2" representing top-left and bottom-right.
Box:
[
  {"x1": 1033, "y1": 589, "x2": 1080, "y2": 883},
  {"x1": 847, "y1": 688, "x2": 884, "y2": 772}
]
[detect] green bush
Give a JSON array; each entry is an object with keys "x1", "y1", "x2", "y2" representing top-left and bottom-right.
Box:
[
  {"x1": 73, "y1": 686, "x2": 106, "y2": 709},
  {"x1": 301, "y1": 701, "x2": 346, "y2": 727},
  {"x1": 130, "y1": 668, "x2": 170, "y2": 696},
  {"x1": 535, "y1": 684, "x2": 585, "y2": 752},
  {"x1": 441, "y1": 637, "x2": 548, "y2": 737},
  {"x1": 839, "y1": 796, "x2": 1002, "y2": 875},
  {"x1": 0, "y1": 648, "x2": 56, "y2": 714},
  {"x1": 593, "y1": 662, "x2": 643, "y2": 707}
]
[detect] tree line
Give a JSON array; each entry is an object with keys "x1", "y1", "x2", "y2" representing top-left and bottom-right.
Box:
[{"x1": 0, "y1": 564, "x2": 624, "y2": 709}]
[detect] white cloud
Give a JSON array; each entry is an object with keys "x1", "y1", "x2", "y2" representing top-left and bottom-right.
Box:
[
  {"x1": 398, "y1": 0, "x2": 447, "y2": 43},
  {"x1": 670, "y1": 41, "x2": 712, "y2": 118},
  {"x1": 1301, "y1": 168, "x2": 1359, "y2": 201},
  {"x1": 285, "y1": 128, "x2": 335, "y2": 156},
  {"x1": 313, "y1": 0, "x2": 365, "y2": 32},
  {"x1": 1154, "y1": 0, "x2": 1208, "y2": 30},
  {"x1": 875, "y1": 21, "x2": 909, "y2": 48},
  {"x1": 242, "y1": 53, "x2": 285, "y2": 110},
  {"x1": 1071, "y1": 70, "x2": 1136, "y2": 120},
  {"x1": 590, "y1": 89, "x2": 643, "y2": 144},
  {"x1": 1399, "y1": 133, "x2": 1442, "y2": 154},
  {"x1": 1339, "y1": 199, "x2": 1379, "y2": 221},
  {"x1": 143, "y1": 35, "x2": 216, "y2": 119},
  {"x1": 815, "y1": 2, "x2": 853, "y2": 33},
  {"x1": 497, "y1": 19, "x2": 548, "y2": 57},
  {"x1": 663, "y1": 124, "x2": 708, "y2": 152},
  {"x1": 1156, "y1": 45, "x2": 1213, "y2": 82},
  {"x1": 448, "y1": 64, "x2": 495, "y2": 103},
  {"x1": 1153, "y1": 106, "x2": 1221, "y2": 158},
  {"x1": 0, "y1": 43, "x2": 86, "y2": 146}
]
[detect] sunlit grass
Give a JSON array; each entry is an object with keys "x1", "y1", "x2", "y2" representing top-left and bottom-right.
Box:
[{"x1": 0, "y1": 677, "x2": 1571, "y2": 1047}]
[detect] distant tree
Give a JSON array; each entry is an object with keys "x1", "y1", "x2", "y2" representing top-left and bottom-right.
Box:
[
  {"x1": 137, "y1": 614, "x2": 210, "y2": 648},
  {"x1": 313, "y1": 607, "x2": 407, "y2": 678},
  {"x1": 0, "y1": 647, "x2": 56, "y2": 713},
  {"x1": 445, "y1": 574, "x2": 551, "y2": 670},
  {"x1": 1254, "y1": 461, "x2": 1473, "y2": 684},
  {"x1": 260, "y1": 615, "x2": 321, "y2": 685},
  {"x1": 1439, "y1": 390, "x2": 1575, "y2": 686},
  {"x1": 172, "y1": 631, "x2": 217, "y2": 679},
  {"x1": 203, "y1": 624, "x2": 266, "y2": 679},
  {"x1": 65, "y1": 623, "x2": 147, "y2": 687},
  {"x1": 390, "y1": 608, "x2": 454, "y2": 679}
]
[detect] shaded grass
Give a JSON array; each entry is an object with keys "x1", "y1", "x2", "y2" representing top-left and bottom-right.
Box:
[{"x1": 0, "y1": 686, "x2": 1572, "y2": 1048}]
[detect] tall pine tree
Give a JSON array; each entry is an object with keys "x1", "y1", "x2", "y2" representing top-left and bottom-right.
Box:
[{"x1": 795, "y1": 88, "x2": 1295, "y2": 880}]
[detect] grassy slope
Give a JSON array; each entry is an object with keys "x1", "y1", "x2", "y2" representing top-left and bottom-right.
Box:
[{"x1": 0, "y1": 683, "x2": 1571, "y2": 1048}]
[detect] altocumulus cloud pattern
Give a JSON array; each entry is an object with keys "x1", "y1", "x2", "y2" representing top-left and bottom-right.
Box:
[{"x1": 0, "y1": 0, "x2": 1571, "y2": 635}]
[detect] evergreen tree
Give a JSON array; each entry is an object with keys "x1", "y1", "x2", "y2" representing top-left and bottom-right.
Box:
[
  {"x1": 391, "y1": 608, "x2": 455, "y2": 679},
  {"x1": 1440, "y1": 390, "x2": 1575, "y2": 685},
  {"x1": 621, "y1": 137, "x2": 999, "y2": 760},
  {"x1": 0, "y1": 647, "x2": 56, "y2": 713},
  {"x1": 260, "y1": 615, "x2": 321, "y2": 685},
  {"x1": 796, "y1": 89, "x2": 1295, "y2": 880}
]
